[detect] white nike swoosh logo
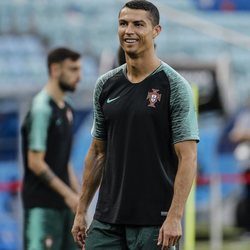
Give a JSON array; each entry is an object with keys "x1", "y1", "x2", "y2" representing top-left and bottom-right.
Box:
[{"x1": 107, "y1": 96, "x2": 120, "y2": 103}]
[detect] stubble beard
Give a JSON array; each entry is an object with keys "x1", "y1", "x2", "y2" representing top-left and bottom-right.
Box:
[{"x1": 59, "y1": 80, "x2": 76, "y2": 93}]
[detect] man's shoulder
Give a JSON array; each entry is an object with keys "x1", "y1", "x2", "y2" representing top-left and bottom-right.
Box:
[
  {"x1": 31, "y1": 90, "x2": 52, "y2": 114},
  {"x1": 97, "y1": 64, "x2": 125, "y2": 86},
  {"x1": 159, "y1": 62, "x2": 186, "y2": 81},
  {"x1": 159, "y1": 61, "x2": 191, "y2": 90}
]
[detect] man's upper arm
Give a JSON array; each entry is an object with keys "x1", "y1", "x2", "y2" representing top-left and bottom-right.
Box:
[
  {"x1": 174, "y1": 140, "x2": 197, "y2": 162},
  {"x1": 91, "y1": 138, "x2": 106, "y2": 157},
  {"x1": 170, "y1": 77, "x2": 199, "y2": 144},
  {"x1": 91, "y1": 78, "x2": 107, "y2": 140},
  {"x1": 28, "y1": 103, "x2": 51, "y2": 152},
  {"x1": 27, "y1": 151, "x2": 46, "y2": 173}
]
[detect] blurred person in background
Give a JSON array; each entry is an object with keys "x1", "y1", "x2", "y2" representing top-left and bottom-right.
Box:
[
  {"x1": 230, "y1": 96, "x2": 250, "y2": 233},
  {"x1": 230, "y1": 97, "x2": 250, "y2": 144},
  {"x1": 72, "y1": 1, "x2": 199, "y2": 249},
  {"x1": 21, "y1": 47, "x2": 81, "y2": 250}
]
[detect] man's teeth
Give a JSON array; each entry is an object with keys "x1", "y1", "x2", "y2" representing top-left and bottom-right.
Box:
[{"x1": 125, "y1": 39, "x2": 137, "y2": 43}]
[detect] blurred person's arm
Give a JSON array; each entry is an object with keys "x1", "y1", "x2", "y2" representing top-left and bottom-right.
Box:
[
  {"x1": 28, "y1": 151, "x2": 79, "y2": 212},
  {"x1": 230, "y1": 131, "x2": 250, "y2": 143},
  {"x1": 68, "y1": 162, "x2": 80, "y2": 193},
  {"x1": 158, "y1": 140, "x2": 197, "y2": 248},
  {"x1": 230, "y1": 111, "x2": 250, "y2": 143},
  {"x1": 71, "y1": 138, "x2": 106, "y2": 248},
  {"x1": 230, "y1": 129, "x2": 250, "y2": 143}
]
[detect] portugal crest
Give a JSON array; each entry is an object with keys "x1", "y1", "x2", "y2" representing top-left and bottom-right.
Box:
[
  {"x1": 66, "y1": 108, "x2": 73, "y2": 124},
  {"x1": 146, "y1": 89, "x2": 161, "y2": 108}
]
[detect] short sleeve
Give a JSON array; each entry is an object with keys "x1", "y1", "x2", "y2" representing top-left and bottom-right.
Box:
[
  {"x1": 28, "y1": 100, "x2": 52, "y2": 151},
  {"x1": 91, "y1": 77, "x2": 107, "y2": 140},
  {"x1": 170, "y1": 77, "x2": 199, "y2": 144}
]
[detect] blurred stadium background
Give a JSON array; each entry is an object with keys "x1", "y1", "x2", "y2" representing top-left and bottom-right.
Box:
[{"x1": 1, "y1": 0, "x2": 250, "y2": 249}]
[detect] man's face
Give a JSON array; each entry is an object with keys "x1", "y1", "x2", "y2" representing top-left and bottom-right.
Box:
[
  {"x1": 58, "y1": 58, "x2": 81, "y2": 92},
  {"x1": 118, "y1": 7, "x2": 159, "y2": 58}
]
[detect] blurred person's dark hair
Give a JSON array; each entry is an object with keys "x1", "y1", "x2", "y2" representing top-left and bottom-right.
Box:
[
  {"x1": 118, "y1": 46, "x2": 126, "y2": 66},
  {"x1": 47, "y1": 47, "x2": 81, "y2": 75},
  {"x1": 119, "y1": 0, "x2": 160, "y2": 26}
]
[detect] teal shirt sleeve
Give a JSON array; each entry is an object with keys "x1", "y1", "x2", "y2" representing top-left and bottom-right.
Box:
[
  {"x1": 170, "y1": 75, "x2": 199, "y2": 144},
  {"x1": 91, "y1": 66, "x2": 124, "y2": 140},
  {"x1": 159, "y1": 62, "x2": 199, "y2": 144},
  {"x1": 28, "y1": 97, "x2": 52, "y2": 151},
  {"x1": 91, "y1": 76, "x2": 107, "y2": 140}
]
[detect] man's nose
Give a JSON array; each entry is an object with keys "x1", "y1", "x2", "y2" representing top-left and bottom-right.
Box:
[{"x1": 125, "y1": 23, "x2": 134, "y2": 34}]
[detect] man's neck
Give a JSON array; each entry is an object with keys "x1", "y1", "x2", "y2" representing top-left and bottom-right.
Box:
[
  {"x1": 125, "y1": 53, "x2": 161, "y2": 84},
  {"x1": 45, "y1": 80, "x2": 65, "y2": 108}
]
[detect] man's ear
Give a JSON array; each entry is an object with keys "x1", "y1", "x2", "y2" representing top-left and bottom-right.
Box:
[
  {"x1": 50, "y1": 63, "x2": 60, "y2": 77},
  {"x1": 153, "y1": 24, "x2": 161, "y2": 39}
]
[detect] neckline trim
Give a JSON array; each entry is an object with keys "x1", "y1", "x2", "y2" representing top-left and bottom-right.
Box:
[{"x1": 122, "y1": 62, "x2": 163, "y2": 85}]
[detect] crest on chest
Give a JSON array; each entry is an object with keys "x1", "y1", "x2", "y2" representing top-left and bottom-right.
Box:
[
  {"x1": 146, "y1": 89, "x2": 161, "y2": 108},
  {"x1": 66, "y1": 108, "x2": 73, "y2": 124}
]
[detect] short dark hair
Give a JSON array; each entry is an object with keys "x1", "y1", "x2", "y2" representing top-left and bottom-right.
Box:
[
  {"x1": 47, "y1": 47, "x2": 81, "y2": 74},
  {"x1": 120, "y1": 0, "x2": 160, "y2": 26}
]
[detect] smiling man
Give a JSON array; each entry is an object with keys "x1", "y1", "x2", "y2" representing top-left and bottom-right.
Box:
[{"x1": 72, "y1": 1, "x2": 199, "y2": 249}]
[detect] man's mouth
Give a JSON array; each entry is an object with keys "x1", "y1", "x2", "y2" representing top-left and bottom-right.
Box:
[{"x1": 124, "y1": 38, "x2": 138, "y2": 44}]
